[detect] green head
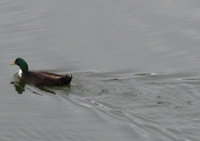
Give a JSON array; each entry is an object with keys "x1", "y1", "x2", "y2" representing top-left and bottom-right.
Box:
[{"x1": 10, "y1": 58, "x2": 29, "y2": 73}]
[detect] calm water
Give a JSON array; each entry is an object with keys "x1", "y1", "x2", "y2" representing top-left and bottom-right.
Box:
[{"x1": 1, "y1": 1, "x2": 200, "y2": 141}]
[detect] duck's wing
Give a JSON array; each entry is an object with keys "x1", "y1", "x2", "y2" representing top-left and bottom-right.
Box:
[
  {"x1": 37, "y1": 71, "x2": 64, "y2": 79},
  {"x1": 24, "y1": 71, "x2": 72, "y2": 86}
]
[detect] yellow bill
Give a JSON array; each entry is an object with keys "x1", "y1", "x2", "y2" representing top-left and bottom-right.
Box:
[{"x1": 10, "y1": 61, "x2": 16, "y2": 65}]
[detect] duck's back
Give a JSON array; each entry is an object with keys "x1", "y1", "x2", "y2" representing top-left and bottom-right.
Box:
[{"x1": 23, "y1": 71, "x2": 72, "y2": 86}]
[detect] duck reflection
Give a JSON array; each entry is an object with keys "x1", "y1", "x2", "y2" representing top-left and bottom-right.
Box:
[{"x1": 11, "y1": 76, "x2": 26, "y2": 94}]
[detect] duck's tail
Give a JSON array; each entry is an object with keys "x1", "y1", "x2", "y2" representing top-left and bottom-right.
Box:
[{"x1": 60, "y1": 74, "x2": 73, "y2": 84}]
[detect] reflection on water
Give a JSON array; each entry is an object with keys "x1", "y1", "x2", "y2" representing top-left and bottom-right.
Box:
[
  {"x1": 11, "y1": 80, "x2": 25, "y2": 94},
  {"x1": 10, "y1": 73, "x2": 26, "y2": 94}
]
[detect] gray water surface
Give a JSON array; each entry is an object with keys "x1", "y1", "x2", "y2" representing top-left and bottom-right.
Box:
[{"x1": 1, "y1": 1, "x2": 200, "y2": 141}]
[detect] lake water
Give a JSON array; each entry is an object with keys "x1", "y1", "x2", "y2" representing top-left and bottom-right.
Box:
[{"x1": 1, "y1": 1, "x2": 200, "y2": 141}]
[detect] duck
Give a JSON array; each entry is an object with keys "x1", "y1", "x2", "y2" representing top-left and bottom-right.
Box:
[{"x1": 10, "y1": 58, "x2": 72, "y2": 86}]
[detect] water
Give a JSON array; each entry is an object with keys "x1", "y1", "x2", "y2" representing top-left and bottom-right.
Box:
[{"x1": 1, "y1": 1, "x2": 200, "y2": 141}]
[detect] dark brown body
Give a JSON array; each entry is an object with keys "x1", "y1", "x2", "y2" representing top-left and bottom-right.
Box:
[{"x1": 22, "y1": 71, "x2": 72, "y2": 86}]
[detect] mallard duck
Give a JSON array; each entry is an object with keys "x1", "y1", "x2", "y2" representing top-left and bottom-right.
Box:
[{"x1": 10, "y1": 58, "x2": 72, "y2": 86}]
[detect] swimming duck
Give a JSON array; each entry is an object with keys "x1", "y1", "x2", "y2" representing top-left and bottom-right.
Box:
[{"x1": 10, "y1": 58, "x2": 72, "y2": 86}]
